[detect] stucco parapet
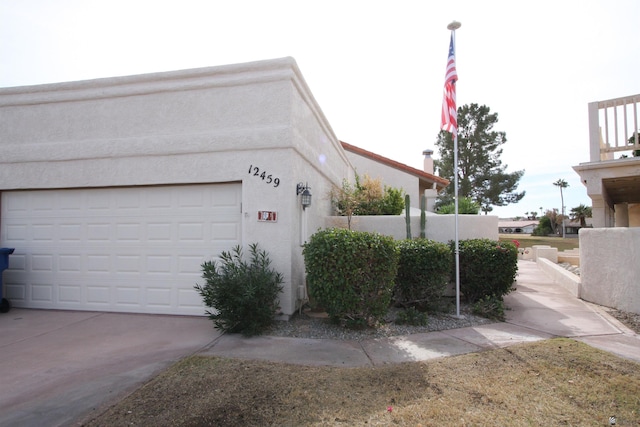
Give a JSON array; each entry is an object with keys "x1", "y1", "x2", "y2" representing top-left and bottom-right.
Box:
[{"x1": 0, "y1": 57, "x2": 301, "y2": 106}]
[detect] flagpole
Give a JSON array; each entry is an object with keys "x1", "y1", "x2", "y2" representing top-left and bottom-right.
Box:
[{"x1": 447, "y1": 20, "x2": 462, "y2": 318}]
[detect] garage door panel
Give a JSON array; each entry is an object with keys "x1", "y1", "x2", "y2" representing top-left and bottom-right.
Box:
[
  {"x1": 58, "y1": 284, "x2": 82, "y2": 303},
  {"x1": 0, "y1": 184, "x2": 242, "y2": 315}
]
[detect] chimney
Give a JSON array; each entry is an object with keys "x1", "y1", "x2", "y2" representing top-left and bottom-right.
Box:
[{"x1": 423, "y1": 149, "x2": 434, "y2": 175}]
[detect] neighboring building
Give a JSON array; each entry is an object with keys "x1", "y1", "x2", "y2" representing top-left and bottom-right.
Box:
[
  {"x1": 0, "y1": 57, "x2": 448, "y2": 318},
  {"x1": 573, "y1": 93, "x2": 640, "y2": 228},
  {"x1": 498, "y1": 220, "x2": 539, "y2": 234},
  {"x1": 564, "y1": 220, "x2": 590, "y2": 235},
  {"x1": 572, "y1": 93, "x2": 640, "y2": 315},
  {"x1": 341, "y1": 142, "x2": 448, "y2": 212}
]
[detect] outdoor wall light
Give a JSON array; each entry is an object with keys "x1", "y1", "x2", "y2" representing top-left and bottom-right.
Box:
[{"x1": 296, "y1": 182, "x2": 312, "y2": 209}]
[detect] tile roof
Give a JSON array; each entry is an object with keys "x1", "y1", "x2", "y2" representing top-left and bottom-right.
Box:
[{"x1": 340, "y1": 141, "x2": 450, "y2": 190}]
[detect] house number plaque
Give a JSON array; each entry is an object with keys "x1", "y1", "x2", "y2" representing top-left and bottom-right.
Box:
[{"x1": 257, "y1": 211, "x2": 278, "y2": 222}]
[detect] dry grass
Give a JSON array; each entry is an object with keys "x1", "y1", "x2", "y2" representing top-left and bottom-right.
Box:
[
  {"x1": 84, "y1": 338, "x2": 640, "y2": 426},
  {"x1": 499, "y1": 234, "x2": 580, "y2": 252}
]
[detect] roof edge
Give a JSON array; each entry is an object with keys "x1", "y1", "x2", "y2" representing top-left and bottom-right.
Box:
[{"x1": 340, "y1": 141, "x2": 449, "y2": 188}]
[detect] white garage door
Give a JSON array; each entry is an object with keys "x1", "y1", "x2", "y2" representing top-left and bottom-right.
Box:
[{"x1": 0, "y1": 183, "x2": 242, "y2": 315}]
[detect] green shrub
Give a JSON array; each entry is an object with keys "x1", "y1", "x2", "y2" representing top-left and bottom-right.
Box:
[
  {"x1": 472, "y1": 294, "x2": 506, "y2": 321},
  {"x1": 437, "y1": 197, "x2": 480, "y2": 214},
  {"x1": 378, "y1": 185, "x2": 405, "y2": 215},
  {"x1": 395, "y1": 239, "x2": 452, "y2": 309},
  {"x1": 331, "y1": 174, "x2": 405, "y2": 218},
  {"x1": 395, "y1": 307, "x2": 429, "y2": 326},
  {"x1": 303, "y1": 228, "x2": 399, "y2": 328},
  {"x1": 532, "y1": 216, "x2": 553, "y2": 236},
  {"x1": 195, "y1": 243, "x2": 283, "y2": 337},
  {"x1": 453, "y1": 239, "x2": 518, "y2": 303}
]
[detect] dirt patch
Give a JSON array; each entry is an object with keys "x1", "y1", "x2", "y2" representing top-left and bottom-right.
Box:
[{"x1": 83, "y1": 338, "x2": 640, "y2": 426}]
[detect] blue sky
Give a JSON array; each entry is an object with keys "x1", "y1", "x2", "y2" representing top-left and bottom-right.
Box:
[{"x1": 2, "y1": 0, "x2": 639, "y2": 218}]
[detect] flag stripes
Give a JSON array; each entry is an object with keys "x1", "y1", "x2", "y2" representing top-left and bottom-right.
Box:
[{"x1": 441, "y1": 34, "x2": 458, "y2": 135}]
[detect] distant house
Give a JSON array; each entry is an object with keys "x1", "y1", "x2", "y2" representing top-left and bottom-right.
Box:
[
  {"x1": 564, "y1": 220, "x2": 591, "y2": 235},
  {"x1": 498, "y1": 220, "x2": 539, "y2": 234}
]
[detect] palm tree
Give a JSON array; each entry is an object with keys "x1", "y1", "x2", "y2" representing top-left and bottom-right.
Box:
[
  {"x1": 553, "y1": 179, "x2": 569, "y2": 237},
  {"x1": 570, "y1": 204, "x2": 592, "y2": 228}
]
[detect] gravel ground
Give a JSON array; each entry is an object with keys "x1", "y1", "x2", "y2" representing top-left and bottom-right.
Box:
[
  {"x1": 265, "y1": 304, "x2": 496, "y2": 341},
  {"x1": 606, "y1": 308, "x2": 640, "y2": 334},
  {"x1": 264, "y1": 261, "x2": 639, "y2": 340}
]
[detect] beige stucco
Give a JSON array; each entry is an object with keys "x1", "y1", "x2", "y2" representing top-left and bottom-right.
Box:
[
  {"x1": 328, "y1": 213, "x2": 498, "y2": 242},
  {"x1": 1, "y1": 57, "x2": 495, "y2": 318},
  {"x1": 345, "y1": 151, "x2": 420, "y2": 207},
  {"x1": 0, "y1": 58, "x2": 354, "y2": 316},
  {"x1": 579, "y1": 228, "x2": 640, "y2": 314},
  {"x1": 573, "y1": 157, "x2": 640, "y2": 228}
]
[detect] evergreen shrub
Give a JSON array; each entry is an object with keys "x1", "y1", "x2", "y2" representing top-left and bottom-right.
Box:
[
  {"x1": 395, "y1": 307, "x2": 429, "y2": 326},
  {"x1": 195, "y1": 243, "x2": 283, "y2": 337},
  {"x1": 453, "y1": 238, "x2": 518, "y2": 303},
  {"x1": 303, "y1": 228, "x2": 399, "y2": 328},
  {"x1": 395, "y1": 239, "x2": 452, "y2": 309}
]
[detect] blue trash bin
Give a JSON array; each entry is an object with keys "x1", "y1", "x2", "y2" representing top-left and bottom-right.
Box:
[{"x1": 0, "y1": 248, "x2": 15, "y2": 313}]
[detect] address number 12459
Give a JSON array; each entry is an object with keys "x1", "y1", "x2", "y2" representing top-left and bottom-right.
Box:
[{"x1": 248, "y1": 165, "x2": 280, "y2": 187}]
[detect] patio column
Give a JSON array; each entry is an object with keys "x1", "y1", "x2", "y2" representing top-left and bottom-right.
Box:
[{"x1": 614, "y1": 203, "x2": 629, "y2": 227}]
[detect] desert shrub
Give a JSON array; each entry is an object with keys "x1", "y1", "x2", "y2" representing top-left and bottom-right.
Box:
[
  {"x1": 436, "y1": 197, "x2": 480, "y2": 214},
  {"x1": 452, "y1": 239, "x2": 518, "y2": 303},
  {"x1": 472, "y1": 294, "x2": 506, "y2": 321},
  {"x1": 395, "y1": 307, "x2": 429, "y2": 326},
  {"x1": 377, "y1": 185, "x2": 405, "y2": 215},
  {"x1": 532, "y1": 216, "x2": 553, "y2": 236},
  {"x1": 330, "y1": 174, "x2": 405, "y2": 219},
  {"x1": 395, "y1": 239, "x2": 452, "y2": 309},
  {"x1": 195, "y1": 243, "x2": 283, "y2": 337},
  {"x1": 303, "y1": 228, "x2": 399, "y2": 328}
]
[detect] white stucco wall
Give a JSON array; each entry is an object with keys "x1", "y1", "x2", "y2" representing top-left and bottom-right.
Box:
[
  {"x1": 0, "y1": 57, "x2": 353, "y2": 316},
  {"x1": 328, "y1": 213, "x2": 498, "y2": 242},
  {"x1": 579, "y1": 228, "x2": 640, "y2": 314},
  {"x1": 345, "y1": 151, "x2": 419, "y2": 207}
]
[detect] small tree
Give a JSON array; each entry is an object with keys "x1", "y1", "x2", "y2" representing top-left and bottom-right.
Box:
[
  {"x1": 434, "y1": 103, "x2": 525, "y2": 213},
  {"x1": 330, "y1": 174, "x2": 405, "y2": 227},
  {"x1": 570, "y1": 204, "x2": 592, "y2": 228},
  {"x1": 330, "y1": 179, "x2": 360, "y2": 229},
  {"x1": 628, "y1": 131, "x2": 640, "y2": 157},
  {"x1": 553, "y1": 179, "x2": 569, "y2": 237},
  {"x1": 532, "y1": 214, "x2": 553, "y2": 236}
]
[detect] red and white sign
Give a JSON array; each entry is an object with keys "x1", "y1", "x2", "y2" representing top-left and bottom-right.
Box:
[{"x1": 257, "y1": 211, "x2": 278, "y2": 222}]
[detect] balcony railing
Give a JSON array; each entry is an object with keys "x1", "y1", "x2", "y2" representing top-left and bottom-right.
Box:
[{"x1": 588, "y1": 94, "x2": 640, "y2": 162}]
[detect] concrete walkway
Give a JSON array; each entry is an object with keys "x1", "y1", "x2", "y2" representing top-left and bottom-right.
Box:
[
  {"x1": 202, "y1": 260, "x2": 640, "y2": 366},
  {"x1": 0, "y1": 260, "x2": 638, "y2": 426}
]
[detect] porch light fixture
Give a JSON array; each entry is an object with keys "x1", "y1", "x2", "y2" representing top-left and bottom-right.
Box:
[{"x1": 296, "y1": 182, "x2": 312, "y2": 209}]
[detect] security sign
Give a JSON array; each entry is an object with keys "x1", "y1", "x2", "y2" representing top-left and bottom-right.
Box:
[{"x1": 257, "y1": 211, "x2": 278, "y2": 222}]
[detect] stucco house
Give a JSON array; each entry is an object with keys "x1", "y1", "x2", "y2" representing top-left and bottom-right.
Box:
[
  {"x1": 498, "y1": 220, "x2": 538, "y2": 234},
  {"x1": 571, "y1": 93, "x2": 640, "y2": 315},
  {"x1": 0, "y1": 57, "x2": 448, "y2": 318}
]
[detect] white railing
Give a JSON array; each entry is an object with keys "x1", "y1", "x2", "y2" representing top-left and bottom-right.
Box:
[{"x1": 588, "y1": 94, "x2": 640, "y2": 162}]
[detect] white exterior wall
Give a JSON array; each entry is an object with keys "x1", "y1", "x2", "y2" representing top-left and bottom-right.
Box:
[
  {"x1": 0, "y1": 58, "x2": 352, "y2": 316},
  {"x1": 345, "y1": 151, "x2": 419, "y2": 208},
  {"x1": 580, "y1": 228, "x2": 640, "y2": 314},
  {"x1": 328, "y1": 214, "x2": 498, "y2": 242}
]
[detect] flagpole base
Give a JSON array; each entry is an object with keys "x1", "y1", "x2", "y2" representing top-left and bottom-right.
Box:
[{"x1": 449, "y1": 314, "x2": 466, "y2": 320}]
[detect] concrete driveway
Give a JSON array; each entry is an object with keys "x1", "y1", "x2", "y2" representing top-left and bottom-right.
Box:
[{"x1": 0, "y1": 309, "x2": 220, "y2": 426}]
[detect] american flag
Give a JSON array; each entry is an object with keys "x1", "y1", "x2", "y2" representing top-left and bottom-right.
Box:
[{"x1": 441, "y1": 34, "x2": 458, "y2": 135}]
